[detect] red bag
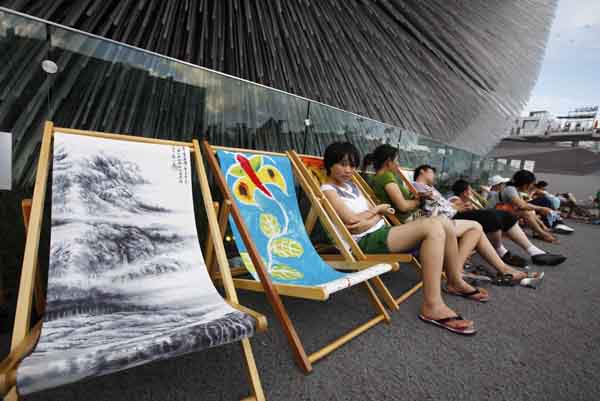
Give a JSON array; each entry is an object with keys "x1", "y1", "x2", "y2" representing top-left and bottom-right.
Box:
[{"x1": 495, "y1": 203, "x2": 516, "y2": 214}]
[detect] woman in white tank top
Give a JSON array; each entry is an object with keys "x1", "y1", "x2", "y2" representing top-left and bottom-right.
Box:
[{"x1": 321, "y1": 142, "x2": 488, "y2": 336}]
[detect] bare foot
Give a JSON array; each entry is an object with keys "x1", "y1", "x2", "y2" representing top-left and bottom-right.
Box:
[
  {"x1": 446, "y1": 281, "x2": 490, "y2": 302},
  {"x1": 540, "y1": 232, "x2": 559, "y2": 243}
]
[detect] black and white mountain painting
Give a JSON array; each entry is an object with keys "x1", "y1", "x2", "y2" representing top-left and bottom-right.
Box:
[{"x1": 17, "y1": 133, "x2": 255, "y2": 395}]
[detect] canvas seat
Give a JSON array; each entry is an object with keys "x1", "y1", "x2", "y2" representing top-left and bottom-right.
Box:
[
  {"x1": 1, "y1": 123, "x2": 266, "y2": 401},
  {"x1": 202, "y1": 143, "x2": 393, "y2": 374}
]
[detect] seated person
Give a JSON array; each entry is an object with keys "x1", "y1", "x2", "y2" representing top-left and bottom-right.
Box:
[
  {"x1": 487, "y1": 175, "x2": 509, "y2": 201},
  {"x1": 528, "y1": 181, "x2": 574, "y2": 234},
  {"x1": 487, "y1": 170, "x2": 565, "y2": 242},
  {"x1": 531, "y1": 181, "x2": 561, "y2": 210},
  {"x1": 364, "y1": 145, "x2": 564, "y2": 266},
  {"x1": 361, "y1": 145, "x2": 546, "y2": 280},
  {"x1": 322, "y1": 142, "x2": 486, "y2": 335},
  {"x1": 449, "y1": 179, "x2": 566, "y2": 265}
]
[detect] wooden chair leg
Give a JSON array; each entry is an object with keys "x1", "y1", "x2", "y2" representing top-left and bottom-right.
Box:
[
  {"x1": 369, "y1": 277, "x2": 399, "y2": 311},
  {"x1": 306, "y1": 282, "x2": 389, "y2": 365},
  {"x1": 363, "y1": 281, "x2": 390, "y2": 323},
  {"x1": 4, "y1": 387, "x2": 18, "y2": 401},
  {"x1": 239, "y1": 338, "x2": 265, "y2": 401}
]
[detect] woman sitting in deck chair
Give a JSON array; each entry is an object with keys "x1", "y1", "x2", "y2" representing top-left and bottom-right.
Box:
[{"x1": 321, "y1": 142, "x2": 485, "y2": 336}]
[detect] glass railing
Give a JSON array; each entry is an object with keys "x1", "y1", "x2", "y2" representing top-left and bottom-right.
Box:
[{"x1": 0, "y1": 7, "x2": 521, "y2": 194}]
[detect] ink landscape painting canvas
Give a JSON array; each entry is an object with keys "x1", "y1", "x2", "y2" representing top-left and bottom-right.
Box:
[{"x1": 17, "y1": 133, "x2": 255, "y2": 395}]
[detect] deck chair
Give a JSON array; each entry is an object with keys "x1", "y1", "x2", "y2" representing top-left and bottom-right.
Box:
[
  {"x1": 202, "y1": 142, "x2": 393, "y2": 374},
  {"x1": 469, "y1": 190, "x2": 488, "y2": 210},
  {"x1": 0, "y1": 122, "x2": 266, "y2": 401},
  {"x1": 290, "y1": 152, "x2": 424, "y2": 308}
]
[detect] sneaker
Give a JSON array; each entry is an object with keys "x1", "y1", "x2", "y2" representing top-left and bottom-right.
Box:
[
  {"x1": 501, "y1": 251, "x2": 529, "y2": 268},
  {"x1": 553, "y1": 224, "x2": 574, "y2": 234},
  {"x1": 531, "y1": 253, "x2": 567, "y2": 266}
]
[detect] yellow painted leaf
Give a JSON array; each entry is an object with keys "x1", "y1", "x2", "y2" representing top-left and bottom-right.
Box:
[
  {"x1": 259, "y1": 213, "x2": 281, "y2": 237},
  {"x1": 271, "y1": 237, "x2": 304, "y2": 258},
  {"x1": 239, "y1": 252, "x2": 256, "y2": 273},
  {"x1": 227, "y1": 164, "x2": 245, "y2": 177},
  {"x1": 239, "y1": 252, "x2": 268, "y2": 273},
  {"x1": 249, "y1": 155, "x2": 262, "y2": 171},
  {"x1": 271, "y1": 264, "x2": 304, "y2": 280}
]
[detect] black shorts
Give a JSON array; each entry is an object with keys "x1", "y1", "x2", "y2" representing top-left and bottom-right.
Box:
[{"x1": 453, "y1": 210, "x2": 517, "y2": 233}]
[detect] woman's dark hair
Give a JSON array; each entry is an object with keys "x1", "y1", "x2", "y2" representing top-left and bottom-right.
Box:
[
  {"x1": 323, "y1": 142, "x2": 360, "y2": 175},
  {"x1": 452, "y1": 179, "x2": 470, "y2": 196},
  {"x1": 362, "y1": 144, "x2": 399, "y2": 171},
  {"x1": 535, "y1": 180, "x2": 548, "y2": 189},
  {"x1": 511, "y1": 170, "x2": 536, "y2": 188}
]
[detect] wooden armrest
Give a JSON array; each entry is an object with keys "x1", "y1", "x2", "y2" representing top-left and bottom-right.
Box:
[
  {"x1": 0, "y1": 369, "x2": 17, "y2": 396},
  {"x1": 0, "y1": 320, "x2": 42, "y2": 395},
  {"x1": 226, "y1": 301, "x2": 268, "y2": 333}
]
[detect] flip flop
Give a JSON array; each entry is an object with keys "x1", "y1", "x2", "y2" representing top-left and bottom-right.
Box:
[
  {"x1": 418, "y1": 314, "x2": 477, "y2": 336},
  {"x1": 444, "y1": 287, "x2": 489, "y2": 302}
]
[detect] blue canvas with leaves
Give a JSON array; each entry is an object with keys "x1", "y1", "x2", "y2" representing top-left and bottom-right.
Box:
[{"x1": 217, "y1": 150, "x2": 347, "y2": 286}]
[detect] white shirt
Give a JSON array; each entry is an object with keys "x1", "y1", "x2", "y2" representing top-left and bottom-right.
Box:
[
  {"x1": 321, "y1": 181, "x2": 385, "y2": 241},
  {"x1": 412, "y1": 182, "x2": 457, "y2": 218}
]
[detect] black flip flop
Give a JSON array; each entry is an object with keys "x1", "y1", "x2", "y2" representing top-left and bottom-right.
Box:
[{"x1": 419, "y1": 314, "x2": 477, "y2": 336}]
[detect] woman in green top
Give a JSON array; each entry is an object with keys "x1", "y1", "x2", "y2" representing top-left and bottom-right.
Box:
[{"x1": 363, "y1": 145, "x2": 425, "y2": 222}]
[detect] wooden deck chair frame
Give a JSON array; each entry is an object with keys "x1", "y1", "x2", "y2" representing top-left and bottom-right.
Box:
[
  {"x1": 288, "y1": 151, "x2": 424, "y2": 309},
  {"x1": 0, "y1": 122, "x2": 266, "y2": 401},
  {"x1": 202, "y1": 141, "x2": 392, "y2": 374},
  {"x1": 469, "y1": 190, "x2": 488, "y2": 210}
]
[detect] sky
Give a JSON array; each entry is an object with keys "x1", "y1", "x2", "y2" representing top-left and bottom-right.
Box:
[{"x1": 524, "y1": 0, "x2": 600, "y2": 116}]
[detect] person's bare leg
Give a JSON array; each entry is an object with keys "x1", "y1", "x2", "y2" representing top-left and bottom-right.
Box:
[
  {"x1": 472, "y1": 233, "x2": 533, "y2": 278},
  {"x1": 522, "y1": 211, "x2": 557, "y2": 242},
  {"x1": 386, "y1": 219, "x2": 473, "y2": 328},
  {"x1": 504, "y1": 223, "x2": 535, "y2": 250},
  {"x1": 436, "y1": 218, "x2": 488, "y2": 299},
  {"x1": 456, "y1": 228, "x2": 481, "y2": 267},
  {"x1": 487, "y1": 230, "x2": 503, "y2": 249},
  {"x1": 452, "y1": 221, "x2": 536, "y2": 280}
]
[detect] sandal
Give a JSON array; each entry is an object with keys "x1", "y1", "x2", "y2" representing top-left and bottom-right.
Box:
[
  {"x1": 519, "y1": 271, "x2": 545, "y2": 288},
  {"x1": 418, "y1": 314, "x2": 477, "y2": 336},
  {"x1": 491, "y1": 273, "x2": 517, "y2": 287},
  {"x1": 444, "y1": 287, "x2": 489, "y2": 302}
]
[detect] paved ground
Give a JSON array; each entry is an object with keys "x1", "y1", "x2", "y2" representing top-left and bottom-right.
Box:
[{"x1": 2, "y1": 220, "x2": 600, "y2": 401}]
